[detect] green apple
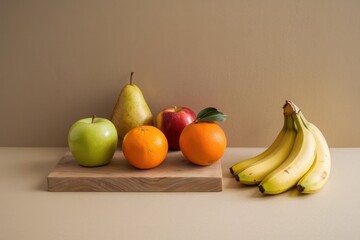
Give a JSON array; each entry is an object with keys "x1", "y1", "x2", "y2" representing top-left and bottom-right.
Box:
[{"x1": 68, "y1": 115, "x2": 118, "y2": 167}]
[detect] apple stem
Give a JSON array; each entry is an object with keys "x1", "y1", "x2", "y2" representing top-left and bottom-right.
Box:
[
  {"x1": 92, "y1": 114, "x2": 96, "y2": 123},
  {"x1": 130, "y1": 72, "x2": 134, "y2": 85}
]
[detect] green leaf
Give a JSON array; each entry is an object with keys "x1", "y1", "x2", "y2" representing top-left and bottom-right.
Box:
[
  {"x1": 196, "y1": 107, "x2": 227, "y2": 122},
  {"x1": 197, "y1": 107, "x2": 218, "y2": 119},
  {"x1": 200, "y1": 112, "x2": 228, "y2": 122}
]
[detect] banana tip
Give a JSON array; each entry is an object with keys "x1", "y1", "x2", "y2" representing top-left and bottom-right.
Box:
[
  {"x1": 296, "y1": 185, "x2": 305, "y2": 193},
  {"x1": 229, "y1": 167, "x2": 234, "y2": 175},
  {"x1": 259, "y1": 185, "x2": 265, "y2": 193}
]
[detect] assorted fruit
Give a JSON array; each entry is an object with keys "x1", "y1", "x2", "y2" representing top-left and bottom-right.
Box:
[
  {"x1": 67, "y1": 72, "x2": 331, "y2": 195},
  {"x1": 68, "y1": 72, "x2": 227, "y2": 169},
  {"x1": 230, "y1": 100, "x2": 331, "y2": 194}
]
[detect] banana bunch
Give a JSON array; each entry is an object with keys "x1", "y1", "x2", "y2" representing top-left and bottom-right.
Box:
[{"x1": 230, "y1": 100, "x2": 331, "y2": 194}]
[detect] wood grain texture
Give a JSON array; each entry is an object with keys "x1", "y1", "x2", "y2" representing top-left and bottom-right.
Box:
[{"x1": 47, "y1": 150, "x2": 222, "y2": 192}]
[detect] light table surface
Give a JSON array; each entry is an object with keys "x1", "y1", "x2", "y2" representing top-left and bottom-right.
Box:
[{"x1": 1, "y1": 147, "x2": 359, "y2": 240}]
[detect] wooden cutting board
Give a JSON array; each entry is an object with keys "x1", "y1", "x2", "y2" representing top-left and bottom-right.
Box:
[{"x1": 47, "y1": 150, "x2": 223, "y2": 192}]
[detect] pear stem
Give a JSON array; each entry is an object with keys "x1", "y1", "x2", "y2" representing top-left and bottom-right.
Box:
[
  {"x1": 92, "y1": 114, "x2": 96, "y2": 123},
  {"x1": 130, "y1": 72, "x2": 134, "y2": 85}
]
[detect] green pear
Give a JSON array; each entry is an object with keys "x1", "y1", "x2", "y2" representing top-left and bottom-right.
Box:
[{"x1": 111, "y1": 72, "x2": 153, "y2": 139}]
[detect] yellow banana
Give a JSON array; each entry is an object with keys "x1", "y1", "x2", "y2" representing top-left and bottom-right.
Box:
[
  {"x1": 238, "y1": 116, "x2": 296, "y2": 185},
  {"x1": 296, "y1": 112, "x2": 331, "y2": 193},
  {"x1": 230, "y1": 112, "x2": 288, "y2": 176},
  {"x1": 259, "y1": 102, "x2": 316, "y2": 194}
]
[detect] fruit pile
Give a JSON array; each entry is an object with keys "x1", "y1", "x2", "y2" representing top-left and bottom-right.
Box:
[
  {"x1": 68, "y1": 72, "x2": 227, "y2": 169},
  {"x1": 230, "y1": 100, "x2": 331, "y2": 194}
]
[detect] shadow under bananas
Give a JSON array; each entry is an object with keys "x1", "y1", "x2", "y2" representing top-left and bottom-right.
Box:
[{"x1": 226, "y1": 174, "x2": 311, "y2": 198}]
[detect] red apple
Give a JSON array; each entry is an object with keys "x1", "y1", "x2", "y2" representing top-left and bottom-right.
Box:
[{"x1": 156, "y1": 106, "x2": 196, "y2": 150}]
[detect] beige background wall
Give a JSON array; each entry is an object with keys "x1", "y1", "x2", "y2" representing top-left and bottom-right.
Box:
[{"x1": 1, "y1": 0, "x2": 359, "y2": 147}]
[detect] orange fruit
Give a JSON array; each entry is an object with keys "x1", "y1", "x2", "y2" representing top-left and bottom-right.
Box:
[
  {"x1": 179, "y1": 121, "x2": 227, "y2": 166},
  {"x1": 122, "y1": 126, "x2": 168, "y2": 169}
]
